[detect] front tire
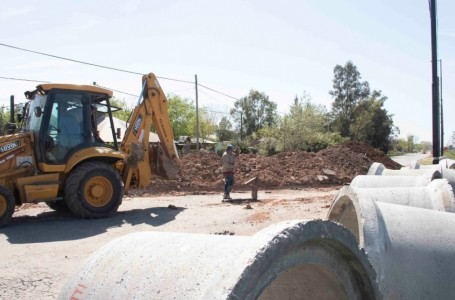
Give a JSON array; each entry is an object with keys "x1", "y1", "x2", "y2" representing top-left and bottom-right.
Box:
[
  {"x1": 65, "y1": 162, "x2": 123, "y2": 218},
  {"x1": 0, "y1": 185, "x2": 15, "y2": 227}
]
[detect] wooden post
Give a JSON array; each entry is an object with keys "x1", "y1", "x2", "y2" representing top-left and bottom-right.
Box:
[{"x1": 244, "y1": 176, "x2": 259, "y2": 201}]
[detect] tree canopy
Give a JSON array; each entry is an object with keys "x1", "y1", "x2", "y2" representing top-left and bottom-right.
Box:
[
  {"x1": 230, "y1": 90, "x2": 278, "y2": 139},
  {"x1": 109, "y1": 97, "x2": 133, "y2": 122},
  {"x1": 217, "y1": 116, "x2": 234, "y2": 141},
  {"x1": 329, "y1": 61, "x2": 398, "y2": 152},
  {"x1": 167, "y1": 94, "x2": 217, "y2": 140},
  {"x1": 329, "y1": 61, "x2": 370, "y2": 137}
]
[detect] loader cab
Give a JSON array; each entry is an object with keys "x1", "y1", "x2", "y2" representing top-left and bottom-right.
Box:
[{"x1": 24, "y1": 84, "x2": 117, "y2": 165}]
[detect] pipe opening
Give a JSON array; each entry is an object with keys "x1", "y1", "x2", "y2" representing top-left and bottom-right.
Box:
[{"x1": 328, "y1": 196, "x2": 359, "y2": 242}]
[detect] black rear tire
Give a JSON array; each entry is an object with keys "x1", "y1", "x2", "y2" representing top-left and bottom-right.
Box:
[
  {"x1": 45, "y1": 200, "x2": 70, "y2": 212},
  {"x1": 65, "y1": 162, "x2": 123, "y2": 218},
  {"x1": 0, "y1": 185, "x2": 15, "y2": 227}
]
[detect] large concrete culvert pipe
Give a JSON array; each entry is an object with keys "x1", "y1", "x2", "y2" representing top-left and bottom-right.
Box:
[
  {"x1": 408, "y1": 159, "x2": 455, "y2": 170},
  {"x1": 350, "y1": 172, "x2": 439, "y2": 188},
  {"x1": 330, "y1": 179, "x2": 455, "y2": 218},
  {"x1": 59, "y1": 220, "x2": 380, "y2": 300},
  {"x1": 439, "y1": 158, "x2": 455, "y2": 169},
  {"x1": 368, "y1": 162, "x2": 455, "y2": 196},
  {"x1": 368, "y1": 162, "x2": 442, "y2": 177},
  {"x1": 327, "y1": 196, "x2": 455, "y2": 299}
]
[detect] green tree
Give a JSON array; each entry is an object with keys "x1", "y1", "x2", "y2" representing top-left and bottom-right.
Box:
[
  {"x1": 230, "y1": 90, "x2": 278, "y2": 138},
  {"x1": 280, "y1": 94, "x2": 344, "y2": 152},
  {"x1": 255, "y1": 94, "x2": 345, "y2": 154},
  {"x1": 407, "y1": 135, "x2": 414, "y2": 153},
  {"x1": 166, "y1": 94, "x2": 218, "y2": 141},
  {"x1": 350, "y1": 91, "x2": 398, "y2": 152},
  {"x1": 329, "y1": 62, "x2": 398, "y2": 153},
  {"x1": 195, "y1": 108, "x2": 217, "y2": 142},
  {"x1": 329, "y1": 61, "x2": 370, "y2": 137},
  {"x1": 109, "y1": 97, "x2": 133, "y2": 122},
  {"x1": 167, "y1": 94, "x2": 195, "y2": 137},
  {"x1": 217, "y1": 116, "x2": 234, "y2": 141}
]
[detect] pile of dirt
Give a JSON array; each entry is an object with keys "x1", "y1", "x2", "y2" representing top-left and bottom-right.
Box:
[{"x1": 147, "y1": 141, "x2": 402, "y2": 194}]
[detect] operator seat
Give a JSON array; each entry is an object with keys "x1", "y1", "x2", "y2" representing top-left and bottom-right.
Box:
[{"x1": 59, "y1": 110, "x2": 83, "y2": 150}]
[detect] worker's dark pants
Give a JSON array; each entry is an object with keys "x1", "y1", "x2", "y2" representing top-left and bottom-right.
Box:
[{"x1": 224, "y1": 173, "x2": 235, "y2": 195}]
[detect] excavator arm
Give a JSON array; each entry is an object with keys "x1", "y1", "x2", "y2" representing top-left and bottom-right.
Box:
[{"x1": 120, "y1": 73, "x2": 180, "y2": 191}]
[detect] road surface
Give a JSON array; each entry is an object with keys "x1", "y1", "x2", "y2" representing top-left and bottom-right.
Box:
[{"x1": 390, "y1": 152, "x2": 431, "y2": 167}]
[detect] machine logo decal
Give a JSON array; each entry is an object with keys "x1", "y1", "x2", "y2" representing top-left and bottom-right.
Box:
[
  {"x1": 0, "y1": 141, "x2": 20, "y2": 153},
  {"x1": 133, "y1": 115, "x2": 143, "y2": 136}
]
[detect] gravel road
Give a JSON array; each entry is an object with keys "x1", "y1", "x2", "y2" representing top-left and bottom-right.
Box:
[{"x1": 0, "y1": 187, "x2": 338, "y2": 300}]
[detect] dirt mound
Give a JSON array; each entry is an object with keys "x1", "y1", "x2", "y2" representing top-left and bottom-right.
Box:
[{"x1": 147, "y1": 141, "x2": 401, "y2": 194}]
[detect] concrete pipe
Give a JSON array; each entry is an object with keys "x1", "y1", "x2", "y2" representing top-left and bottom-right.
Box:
[
  {"x1": 350, "y1": 172, "x2": 439, "y2": 188},
  {"x1": 368, "y1": 163, "x2": 455, "y2": 196},
  {"x1": 329, "y1": 180, "x2": 455, "y2": 228},
  {"x1": 440, "y1": 158, "x2": 455, "y2": 169},
  {"x1": 59, "y1": 220, "x2": 380, "y2": 300},
  {"x1": 368, "y1": 162, "x2": 441, "y2": 177},
  {"x1": 407, "y1": 160, "x2": 441, "y2": 170},
  {"x1": 327, "y1": 196, "x2": 455, "y2": 299}
]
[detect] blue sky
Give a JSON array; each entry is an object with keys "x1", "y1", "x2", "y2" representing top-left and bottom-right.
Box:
[{"x1": 1, "y1": 0, "x2": 454, "y2": 143}]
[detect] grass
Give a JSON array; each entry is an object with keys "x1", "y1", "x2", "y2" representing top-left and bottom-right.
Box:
[
  {"x1": 419, "y1": 150, "x2": 455, "y2": 165},
  {"x1": 443, "y1": 150, "x2": 455, "y2": 160}
]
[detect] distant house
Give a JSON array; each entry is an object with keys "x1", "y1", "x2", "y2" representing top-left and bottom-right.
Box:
[
  {"x1": 96, "y1": 115, "x2": 159, "y2": 143},
  {"x1": 176, "y1": 136, "x2": 216, "y2": 155}
]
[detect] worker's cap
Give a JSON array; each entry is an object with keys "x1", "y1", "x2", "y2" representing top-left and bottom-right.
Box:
[{"x1": 226, "y1": 144, "x2": 234, "y2": 151}]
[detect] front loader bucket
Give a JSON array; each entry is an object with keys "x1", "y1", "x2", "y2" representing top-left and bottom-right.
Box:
[{"x1": 150, "y1": 143, "x2": 180, "y2": 179}]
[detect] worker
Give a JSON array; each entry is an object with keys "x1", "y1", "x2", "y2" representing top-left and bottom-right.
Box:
[
  {"x1": 222, "y1": 144, "x2": 239, "y2": 200},
  {"x1": 183, "y1": 136, "x2": 191, "y2": 156}
]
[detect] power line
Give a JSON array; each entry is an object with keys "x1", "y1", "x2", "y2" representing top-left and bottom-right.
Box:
[
  {"x1": 0, "y1": 76, "x2": 49, "y2": 83},
  {"x1": 0, "y1": 42, "x2": 242, "y2": 100},
  {"x1": 198, "y1": 89, "x2": 233, "y2": 106},
  {"x1": 198, "y1": 83, "x2": 240, "y2": 101},
  {"x1": 0, "y1": 42, "x2": 193, "y2": 84},
  {"x1": 167, "y1": 87, "x2": 195, "y2": 94},
  {"x1": 95, "y1": 84, "x2": 139, "y2": 98}
]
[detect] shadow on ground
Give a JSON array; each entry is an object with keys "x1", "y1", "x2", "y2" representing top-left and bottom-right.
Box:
[{"x1": 0, "y1": 206, "x2": 186, "y2": 244}]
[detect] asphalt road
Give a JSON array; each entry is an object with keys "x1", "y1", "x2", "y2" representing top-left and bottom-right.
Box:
[{"x1": 390, "y1": 152, "x2": 431, "y2": 167}]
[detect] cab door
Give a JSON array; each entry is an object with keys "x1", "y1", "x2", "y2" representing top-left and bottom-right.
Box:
[{"x1": 41, "y1": 90, "x2": 91, "y2": 164}]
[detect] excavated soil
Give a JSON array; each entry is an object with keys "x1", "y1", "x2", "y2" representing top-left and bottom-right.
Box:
[{"x1": 148, "y1": 141, "x2": 401, "y2": 194}]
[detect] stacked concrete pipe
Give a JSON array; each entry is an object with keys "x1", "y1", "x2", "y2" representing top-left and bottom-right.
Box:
[
  {"x1": 350, "y1": 173, "x2": 439, "y2": 188},
  {"x1": 368, "y1": 162, "x2": 442, "y2": 177},
  {"x1": 328, "y1": 179, "x2": 455, "y2": 242},
  {"x1": 59, "y1": 220, "x2": 381, "y2": 300},
  {"x1": 407, "y1": 158, "x2": 455, "y2": 170},
  {"x1": 369, "y1": 162, "x2": 455, "y2": 196},
  {"x1": 327, "y1": 160, "x2": 455, "y2": 298},
  {"x1": 327, "y1": 195, "x2": 455, "y2": 299},
  {"x1": 439, "y1": 158, "x2": 455, "y2": 169}
]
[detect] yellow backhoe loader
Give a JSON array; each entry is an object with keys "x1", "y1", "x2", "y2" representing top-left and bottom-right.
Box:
[{"x1": 0, "y1": 73, "x2": 180, "y2": 227}]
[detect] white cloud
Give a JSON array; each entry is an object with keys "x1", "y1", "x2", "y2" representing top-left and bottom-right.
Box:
[
  {"x1": 0, "y1": 6, "x2": 33, "y2": 20},
  {"x1": 119, "y1": 0, "x2": 143, "y2": 14},
  {"x1": 67, "y1": 11, "x2": 104, "y2": 31}
]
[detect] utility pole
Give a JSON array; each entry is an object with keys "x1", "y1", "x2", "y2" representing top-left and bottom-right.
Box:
[
  {"x1": 10, "y1": 95, "x2": 14, "y2": 123},
  {"x1": 240, "y1": 111, "x2": 243, "y2": 141},
  {"x1": 439, "y1": 59, "x2": 444, "y2": 155},
  {"x1": 195, "y1": 74, "x2": 200, "y2": 150},
  {"x1": 430, "y1": 0, "x2": 441, "y2": 164}
]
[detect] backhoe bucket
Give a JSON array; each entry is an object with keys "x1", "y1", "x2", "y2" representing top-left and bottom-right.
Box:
[{"x1": 150, "y1": 143, "x2": 180, "y2": 179}]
